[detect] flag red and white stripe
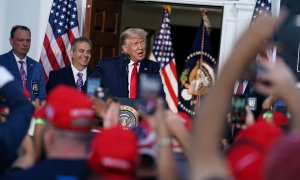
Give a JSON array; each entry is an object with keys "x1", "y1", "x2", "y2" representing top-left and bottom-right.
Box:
[
  {"x1": 151, "y1": 6, "x2": 178, "y2": 112},
  {"x1": 251, "y1": 0, "x2": 273, "y2": 63},
  {"x1": 39, "y1": 0, "x2": 79, "y2": 80}
]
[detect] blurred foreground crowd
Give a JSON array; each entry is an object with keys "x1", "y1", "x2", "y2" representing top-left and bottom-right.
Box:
[{"x1": 0, "y1": 12, "x2": 299, "y2": 180}]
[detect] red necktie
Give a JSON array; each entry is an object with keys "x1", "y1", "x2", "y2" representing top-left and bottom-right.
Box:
[
  {"x1": 236, "y1": 81, "x2": 244, "y2": 95},
  {"x1": 130, "y1": 63, "x2": 138, "y2": 98}
]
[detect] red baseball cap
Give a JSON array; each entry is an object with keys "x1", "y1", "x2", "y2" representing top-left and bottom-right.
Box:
[
  {"x1": 43, "y1": 85, "x2": 95, "y2": 132},
  {"x1": 88, "y1": 126, "x2": 138, "y2": 179},
  {"x1": 257, "y1": 111, "x2": 289, "y2": 127},
  {"x1": 265, "y1": 134, "x2": 300, "y2": 180},
  {"x1": 226, "y1": 121, "x2": 283, "y2": 180}
]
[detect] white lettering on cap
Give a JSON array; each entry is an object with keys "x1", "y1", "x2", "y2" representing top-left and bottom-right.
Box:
[{"x1": 101, "y1": 157, "x2": 130, "y2": 170}]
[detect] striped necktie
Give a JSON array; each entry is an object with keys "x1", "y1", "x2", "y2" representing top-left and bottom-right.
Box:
[
  {"x1": 76, "y1": 72, "x2": 83, "y2": 91},
  {"x1": 19, "y1": 61, "x2": 27, "y2": 89}
]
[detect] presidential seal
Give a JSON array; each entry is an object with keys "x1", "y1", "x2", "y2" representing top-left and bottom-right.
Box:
[{"x1": 119, "y1": 105, "x2": 138, "y2": 129}]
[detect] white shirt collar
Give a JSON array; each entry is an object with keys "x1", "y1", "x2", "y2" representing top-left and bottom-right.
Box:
[
  {"x1": 71, "y1": 64, "x2": 87, "y2": 82},
  {"x1": 13, "y1": 52, "x2": 27, "y2": 63}
]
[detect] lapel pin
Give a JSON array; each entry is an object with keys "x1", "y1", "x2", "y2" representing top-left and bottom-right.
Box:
[{"x1": 144, "y1": 68, "x2": 147, "y2": 71}]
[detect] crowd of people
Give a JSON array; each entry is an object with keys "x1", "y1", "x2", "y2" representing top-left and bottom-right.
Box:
[{"x1": 0, "y1": 11, "x2": 299, "y2": 180}]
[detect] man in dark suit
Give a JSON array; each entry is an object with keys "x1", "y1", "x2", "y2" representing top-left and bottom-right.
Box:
[
  {"x1": 93, "y1": 28, "x2": 165, "y2": 98},
  {"x1": 46, "y1": 37, "x2": 93, "y2": 93},
  {"x1": 0, "y1": 25, "x2": 46, "y2": 100}
]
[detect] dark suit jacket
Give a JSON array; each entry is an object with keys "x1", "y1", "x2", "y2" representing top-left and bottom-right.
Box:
[
  {"x1": 92, "y1": 55, "x2": 165, "y2": 98},
  {"x1": 0, "y1": 81, "x2": 34, "y2": 175},
  {"x1": 0, "y1": 50, "x2": 46, "y2": 100},
  {"x1": 46, "y1": 65, "x2": 92, "y2": 94}
]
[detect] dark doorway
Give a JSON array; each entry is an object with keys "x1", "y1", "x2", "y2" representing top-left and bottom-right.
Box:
[{"x1": 171, "y1": 25, "x2": 221, "y2": 76}]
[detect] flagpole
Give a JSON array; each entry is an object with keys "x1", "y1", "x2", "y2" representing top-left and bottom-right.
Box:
[{"x1": 194, "y1": 9, "x2": 208, "y2": 113}]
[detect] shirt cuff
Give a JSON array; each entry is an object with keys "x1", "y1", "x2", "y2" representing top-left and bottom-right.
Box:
[{"x1": 0, "y1": 66, "x2": 14, "y2": 88}]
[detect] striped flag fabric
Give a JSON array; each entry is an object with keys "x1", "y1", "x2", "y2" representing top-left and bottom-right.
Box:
[
  {"x1": 39, "y1": 0, "x2": 79, "y2": 79},
  {"x1": 251, "y1": 0, "x2": 273, "y2": 62},
  {"x1": 151, "y1": 6, "x2": 178, "y2": 113}
]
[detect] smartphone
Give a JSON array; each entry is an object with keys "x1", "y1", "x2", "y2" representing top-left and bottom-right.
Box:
[
  {"x1": 231, "y1": 95, "x2": 247, "y2": 125},
  {"x1": 138, "y1": 74, "x2": 162, "y2": 115},
  {"x1": 94, "y1": 87, "x2": 109, "y2": 101},
  {"x1": 86, "y1": 78, "x2": 101, "y2": 97}
]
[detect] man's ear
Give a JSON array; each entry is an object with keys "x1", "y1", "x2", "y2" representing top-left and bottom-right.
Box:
[
  {"x1": 122, "y1": 44, "x2": 127, "y2": 54},
  {"x1": 70, "y1": 49, "x2": 74, "y2": 58},
  {"x1": 9, "y1": 38, "x2": 13, "y2": 46}
]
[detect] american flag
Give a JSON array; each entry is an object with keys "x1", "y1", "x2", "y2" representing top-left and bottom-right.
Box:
[
  {"x1": 152, "y1": 7, "x2": 178, "y2": 113},
  {"x1": 39, "y1": 0, "x2": 79, "y2": 79},
  {"x1": 252, "y1": 0, "x2": 273, "y2": 62}
]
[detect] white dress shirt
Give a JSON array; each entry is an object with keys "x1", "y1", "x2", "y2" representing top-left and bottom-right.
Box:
[
  {"x1": 13, "y1": 53, "x2": 27, "y2": 74},
  {"x1": 71, "y1": 64, "x2": 87, "y2": 84}
]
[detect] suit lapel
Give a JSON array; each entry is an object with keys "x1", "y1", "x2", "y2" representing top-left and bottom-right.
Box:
[
  {"x1": 7, "y1": 51, "x2": 23, "y2": 85},
  {"x1": 26, "y1": 58, "x2": 35, "y2": 90},
  {"x1": 139, "y1": 60, "x2": 149, "y2": 74},
  {"x1": 65, "y1": 66, "x2": 76, "y2": 87},
  {"x1": 117, "y1": 56, "x2": 128, "y2": 97}
]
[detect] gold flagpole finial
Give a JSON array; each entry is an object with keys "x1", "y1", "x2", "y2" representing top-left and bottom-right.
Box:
[
  {"x1": 163, "y1": 5, "x2": 172, "y2": 14},
  {"x1": 200, "y1": 8, "x2": 211, "y2": 35}
]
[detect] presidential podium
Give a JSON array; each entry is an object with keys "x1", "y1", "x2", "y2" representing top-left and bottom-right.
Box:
[{"x1": 115, "y1": 97, "x2": 140, "y2": 129}]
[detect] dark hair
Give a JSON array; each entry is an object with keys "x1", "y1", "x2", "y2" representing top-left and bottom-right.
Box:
[
  {"x1": 10, "y1": 25, "x2": 31, "y2": 38},
  {"x1": 71, "y1": 37, "x2": 93, "y2": 50}
]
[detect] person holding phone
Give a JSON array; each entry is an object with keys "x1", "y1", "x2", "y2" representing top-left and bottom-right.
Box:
[
  {"x1": 46, "y1": 37, "x2": 94, "y2": 93},
  {"x1": 92, "y1": 28, "x2": 165, "y2": 99}
]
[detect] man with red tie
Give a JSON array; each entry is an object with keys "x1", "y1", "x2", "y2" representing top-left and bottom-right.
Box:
[{"x1": 93, "y1": 28, "x2": 165, "y2": 99}]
